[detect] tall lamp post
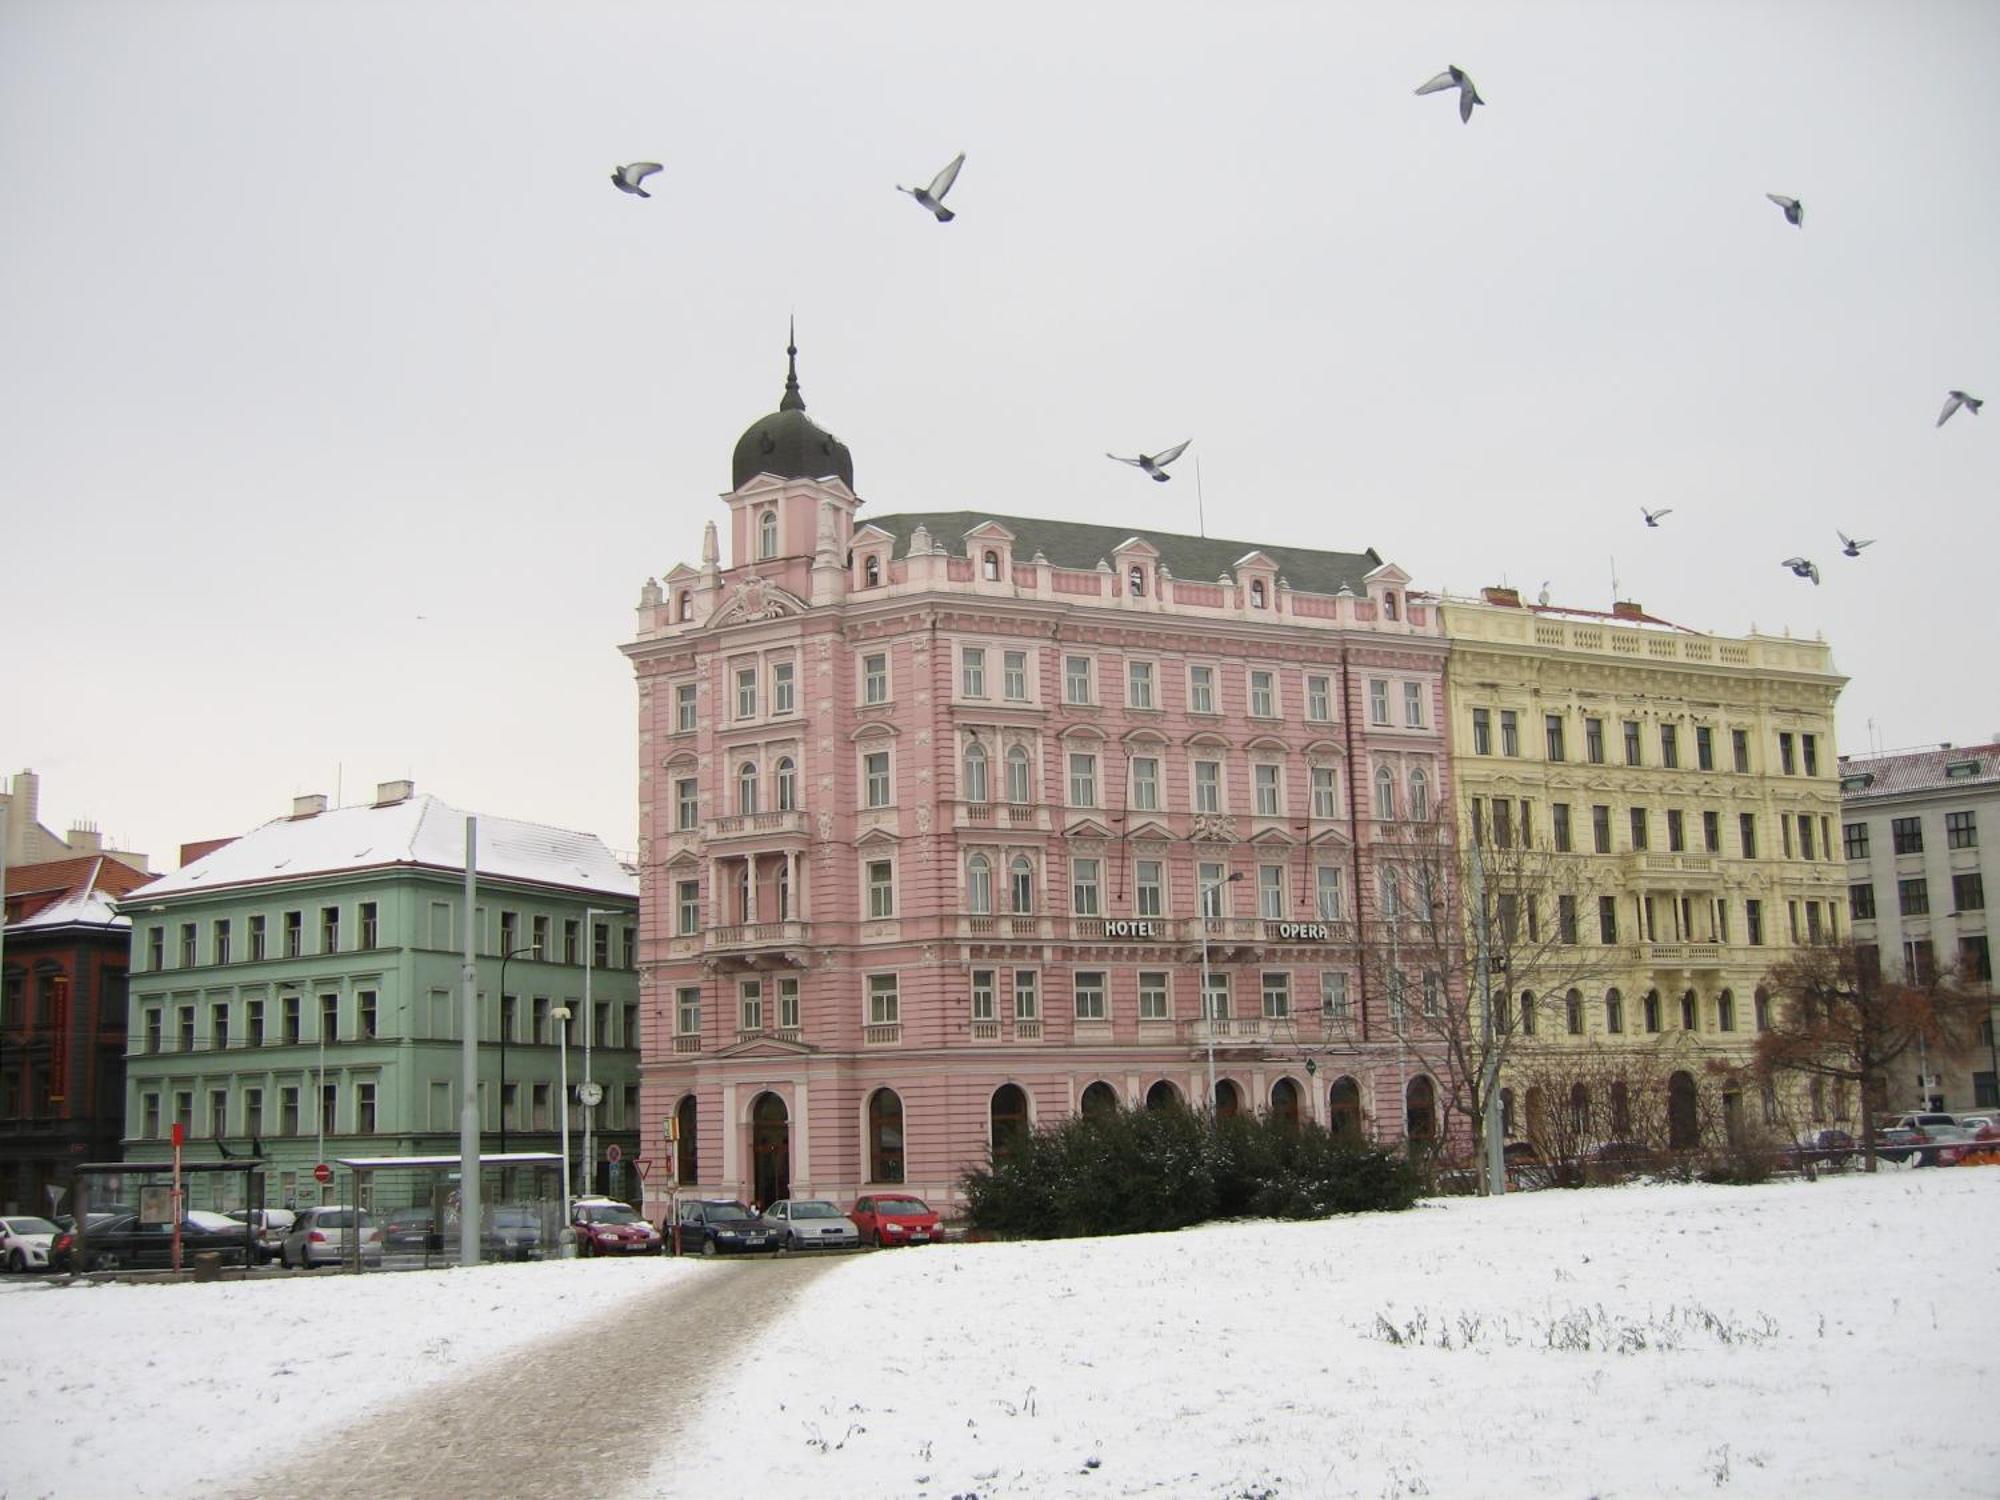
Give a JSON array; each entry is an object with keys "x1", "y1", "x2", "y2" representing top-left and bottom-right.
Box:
[
  {"x1": 1198, "y1": 871, "x2": 1243, "y2": 1107},
  {"x1": 551, "y1": 1005, "x2": 573, "y2": 1212},
  {"x1": 580, "y1": 907, "x2": 614, "y2": 1197},
  {"x1": 495, "y1": 945, "x2": 535, "y2": 1155}
]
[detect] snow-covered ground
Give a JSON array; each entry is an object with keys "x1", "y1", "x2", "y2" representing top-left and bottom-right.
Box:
[{"x1": 4, "y1": 1171, "x2": 1996, "y2": 1499}]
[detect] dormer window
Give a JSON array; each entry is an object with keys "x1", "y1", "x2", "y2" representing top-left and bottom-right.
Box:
[
  {"x1": 864, "y1": 555, "x2": 881, "y2": 588},
  {"x1": 1384, "y1": 592, "x2": 1399, "y2": 621},
  {"x1": 677, "y1": 591, "x2": 693, "y2": 623},
  {"x1": 759, "y1": 509, "x2": 778, "y2": 559},
  {"x1": 1129, "y1": 566, "x2": 1146, "y2": 598},
  {"x1": 1250, "y1": 579, "x2": 1267, "y2": 608},
  {"x1": 983, "y1": 550, "x2": 1001, "y2": 582}
]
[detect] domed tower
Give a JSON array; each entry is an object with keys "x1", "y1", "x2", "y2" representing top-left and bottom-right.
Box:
[{"x1": 724, "y1": 330, "x2": 858, "y2": 580}]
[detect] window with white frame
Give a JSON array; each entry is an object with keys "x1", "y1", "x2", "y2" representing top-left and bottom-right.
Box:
[
  {"x1": 735, "y1": 666, "x2": 758, "y2": 720},
  {"x1": 1127, "y1": 659, "x2": 1154, "y2": 709},
  {"x1": 1064, "y1": 654, "x2": 1094, "y2": 704},
  {"x1": 776, "y1": 757, "x2": 796, "y2": 811},
  {"x1": 1258, "y1": 864, "x2": 1285, "y2": 919},
  {"x1": 1262, "y1": 971, "x2": 1291, "y2": 1019},
  {"x1": 1010, "y1": 856, "x2": 1035, "y2": 912},
  {"x1": 868, "y1": 974, "x2": 899, "y2": 1025},
  {"x1": 1003, "y1": 650, "x2": 1028, "y2": 701},
  {"x1": 1199, "y1": 860, "x2": 1228, "y2": 916},
  {"x1": 677, "y1": 879, "x2": 700, "y2": 935},
  {"x1": 759, "y1": 508, "x2": 778, "y2": 558},
  {"x1": 1006, "y1": 745, "x2": 1033, "y2": 803},
  {"x1": 1307, "y1": 673, "x2": 1332, "y2": 722},
  {"x1": 963, "y1": 740, "x2": 989, "y2": 803},
  {"x1": 862, "y1": 652, "x2": 889, "y2": 704},
  {"x1": 1316, "y1": 866, "x2": 1343, "y2": 921},
  {"x1": 1138, "y1": 971, "x2": 1170, "y2": 1021},
  {"x1": 1409, "y1": 767, "x2": 1431, "y2": 821},
  {"x1": 1194, "y1": 759, "x2": 1222, "y2": 813},
  {"x1": 971, "y1": 970, "x2": 996, "y2": 1022},
  {"x1": 1322, "y1": 971, "x2": 1351, "y2": 1022},
  {"x1": 864, "y1": 750, "x2": 891, "y2": 807},
  {"x1": 1124, "y1": 860, "x2": 1157, "y2": 918},
  {"x1": 1202, "y1": 970, "x2": 1231, "y2": 1021},
  {"x1": 773, "y1": 661, "x2": 795, "y2": 715},
  {"x1": 676, "y1": 778, "x2": 698, "y2": 830},
  {"x1": 1131, "y1": 755, "x2": 1159, "y2": 810},
  {"x1": 1369, "y1": 680, "x2": 1390, "y2": 725},
  {"x1": 1422, "y1": 971, "x2": 1442, "y2": 1019},
  {"x1": 675, "y1": 682, "x2": 697, "y2": 733},
  {"x1": 967, "y1": 854, "x2": 993, "y2": 913},
  {"x1": 777, "y1": 976, "x2": 800, "y2": 1030},
  {"x1": 962, "y1": 646, "x2": 986, "y2": 698},
  {"x1": 1071, "y1": 857, "x2": 1101, "y2": 915},
  {"x1": 737, "y1": 761, "x2": 759, "y2": 815},
  {"x1": 1068, "y1": 751, "x2": 1097, "y2": 806},
  {"x1": 1311, "y1": 766, "x2": 1337, "y2": 818},
  {"x1": 739, "y1": 979, "x2": 763, "y2": 1031},
  {"x1": 1254, "y1": 763, "x2": 1281, "y2": 816},
  {"x1": 1128, "y1": 565, "x2": 1147, "y2": 597},
  {"x1": 1403, "y1": 681, "x2": 1425, "y2": 726},
  {"x1": 1074, "y1": 971, "x2": 1107, "y2": 1020},
  {"x1": 1374, "y1": 766, "x2": 1396, "y2": 819},
  {"x1": 1249, "y1": 670, "x2": 1276, "y2": 718},
  {"x1": 1189, "y1": 665, "x2": 1216, "y2": 714},
  {"x1": 1013, "y1": 969, "x2": 1039, "y2": 1020},
  {"x1": 866, "y1": 860, "x2": 895, "y2": 918}
]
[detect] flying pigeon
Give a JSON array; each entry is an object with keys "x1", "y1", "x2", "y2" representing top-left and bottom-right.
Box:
[
  {"x1": 611, "y1": 162, "x2": 663, "y2": 198},
  {"x1": 1642, "y1": 506, "x2": 1673, "y2": 528},
  {"x1": 897, "y1": 152, "x2": 965, "y2": 222},
  {"x1": 1838, "y1": 531, "x2": 1874, "y2": 558},
  {"x1": 1415, "y1": 65, "x2": 1484, "y2": 123},
  {"x1": 1765, "y1": 193, "x2": 1803, "y2": 227},
  {"x1": 1782, "y1": 557, "x2": 1821, "y2": 585},
  {"x1": 1107, "y1": 440, "x2": 1192, "y2": 482},
  {"x1": 1937, "y1": 390, "x2": 1983, "y2": 427}
]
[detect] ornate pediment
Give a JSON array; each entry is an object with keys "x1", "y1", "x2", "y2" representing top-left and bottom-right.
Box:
[
  {"x1": 708, "y1": 573, "x2": 808, "y2": 628},
  {"x1": 715, "y1": 1033, "x2": 817, "y2": 1059}
]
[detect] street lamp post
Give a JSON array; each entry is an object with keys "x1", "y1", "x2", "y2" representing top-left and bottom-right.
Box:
[
  {"x1": 581, "y1": 907, "x2": 613, "y2": 1198},
  {"x1": 551, "y1": 1005, "x2": 573, "y2": 1215},
  {"x1": 1198, "y1": 871, "x2": 1243, "y2": 1107},
  {"x1": 495, "y1": 945, "x2": 535, "y2": 1156}
]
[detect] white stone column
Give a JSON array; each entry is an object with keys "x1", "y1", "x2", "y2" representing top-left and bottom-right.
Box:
[
  {"x1": 793, "y1": 1077, "x2": 811, "y2": 1188},
  {"x1": 720, "y1": 1082, "x2": 739, "y2": 1199}
]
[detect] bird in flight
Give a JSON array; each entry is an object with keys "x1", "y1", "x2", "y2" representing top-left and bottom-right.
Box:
[
  {"x1": 1838, "y1": 531, "x2": 1874, "y2": 558},
  {"x1": 1108, "y1": 440, "x2": 1192, "y2": 482},
  {"x1": 1415, "y1": 65, "x2": 1484, "y2": 123},
  {"x1": 898, "y1": 152, "x2": 966, "y2": 222},
  {"x1": 611, "y1": 162, "x2": 663, "y2": 198},
  {"x1": 1641, "y1": 506, "x2": 1673, "y2": 528},
  {"x1": 1937, "y1": 390, "x2": 1983, "y2": 427},
  {"x1": 1765, "y1": 194, "x2": 1803, "y2": 227},
  {"x1": 1782, "y1": 557, "x2": 1821, "y2": 585}
]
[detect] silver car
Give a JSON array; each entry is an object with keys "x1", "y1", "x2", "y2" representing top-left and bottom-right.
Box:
[
  {"x1": 280, "y1": 1205, "x2": 384, "y2": 1268},
  {"x1": 762, "y1": 1199, "x2": 860, "y2": 1251}
]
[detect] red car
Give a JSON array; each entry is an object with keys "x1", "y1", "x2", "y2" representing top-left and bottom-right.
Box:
[
  {"x1": 570, "y1": 1200, "x2": 662, "y2": 1256},
  {"x1": 849, "y1": 1194, "x2": 942, "y2": 1247}
]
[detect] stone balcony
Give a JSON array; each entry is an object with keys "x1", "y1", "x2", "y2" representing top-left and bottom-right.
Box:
[
  {"x1": 704, "y1": 810, "x2": 809, "y2": 843},
  {"x1": 954, "y1": 801, "x2": 1050, "y2": 832},
  {"x1": 705, "y1": 920, "x2": 810, "y2": 953}
]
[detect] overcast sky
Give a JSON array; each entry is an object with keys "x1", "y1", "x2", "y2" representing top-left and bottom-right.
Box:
[{"x1": 4, "y1": 1, "x2": 1995, "y2": 871}]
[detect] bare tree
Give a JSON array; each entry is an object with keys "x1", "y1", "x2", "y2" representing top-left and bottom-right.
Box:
[{"x1": 1750, "y1": 941, "x2": 1988, "y2": 1170}]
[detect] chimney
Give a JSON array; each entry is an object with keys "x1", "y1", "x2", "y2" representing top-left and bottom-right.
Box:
[
  {"x1": 1481, "y1": 586, "x2": 1521, "y2": 607},
  {"x1": 291, "y1": 794, "x2": 328, "y2": 818},
  {"x1": 67, "y1": 822, "x2": 103, "y2": 853},
  {"x1": 1612, "y1": 600, "x2": 1646, "y2": 621},
  {"x1": 374, "y1": 779, "x2": 416, "y2": 806}
]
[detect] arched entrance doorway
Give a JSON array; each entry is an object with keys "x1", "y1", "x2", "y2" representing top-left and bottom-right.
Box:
[
  {"x1": 990, "y1": 1083, "x2": 1030, "y2": 1158},
  {"x1": 675, "y1": 1094, "x2": 699, "y2": 1185},
  {"x1": 1080, "y1": 1081, "x2": 1120, "y2": 1118},
  {"x1": 1145, "y1": 1079, "x2": 1182, "y2": 1111},
  {"x1": 1328, "y1": 1076, "x2": 1362, "y2": 1139},
  {"x1": 867, "y1": 1088, "x2": 905, "y2": 1183},
  {"x1": 1405, "y1": 1076, "x2": 1437, "y2": 1142},
  {"x1": 1213, "y1": 1079, "x2": 1242, "y2": 1117},
  {"x1": 1668, "y1": 1071, "x2": 1699, "y2": 1150},
  {"x1": 750, "y1": 1092, "x2": 790, "y2": 1208},
  {"x1": 1269, "y1": 1077, "x2": 1301, "y2": 1128}
]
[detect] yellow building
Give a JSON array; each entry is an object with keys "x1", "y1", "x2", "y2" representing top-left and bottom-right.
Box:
[{"x1": 1439, "y1": 587, "x2": 1847, "y2": 1151}]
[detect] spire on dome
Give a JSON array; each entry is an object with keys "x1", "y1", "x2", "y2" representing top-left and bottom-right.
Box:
[{"x1": 780, "y1": 317, "x2": 804, "y2": 412}]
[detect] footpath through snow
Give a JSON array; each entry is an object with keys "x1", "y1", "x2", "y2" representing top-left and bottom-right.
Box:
[{"x1": 2, "y1": 1170, "x2": 1995, "y2": 1499}]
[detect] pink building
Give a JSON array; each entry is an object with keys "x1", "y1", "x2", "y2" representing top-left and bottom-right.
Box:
[{"x1": 625, "y1": 348, "x2": 1454, "y2": 1218}]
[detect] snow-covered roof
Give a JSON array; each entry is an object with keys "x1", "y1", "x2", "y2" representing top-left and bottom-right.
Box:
[
  {"x1": 129, "y1": 794, "x2": 636, "y2": 902},
  {"x1": 1839, "y1": 742, "x2": 2000, "y2": 803},
  {"x1": 4, "y1": 855, "x2": 147, "y2": 934}
]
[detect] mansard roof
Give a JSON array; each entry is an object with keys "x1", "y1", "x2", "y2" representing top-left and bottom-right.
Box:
[{"x1": 865, "y1": 510, "x2": 1383, "y2": 597}]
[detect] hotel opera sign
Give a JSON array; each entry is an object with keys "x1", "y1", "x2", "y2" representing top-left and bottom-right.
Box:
[{"x1": 1097, "y1": 919, "x2": 1338, "y2": 942}]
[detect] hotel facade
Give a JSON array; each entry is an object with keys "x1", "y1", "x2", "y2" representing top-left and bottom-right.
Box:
[{"x1": 627, "y1": 354, "x2": 1456, "y2": 1216}]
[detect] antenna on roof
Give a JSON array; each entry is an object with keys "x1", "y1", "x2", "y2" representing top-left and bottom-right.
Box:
[
  {"x1": 1609, "y1": 555, "x2": 1620, "y2": 603},
  {"x1": 1195, "y1": 455, "x2": 1207, "y2": 539}
]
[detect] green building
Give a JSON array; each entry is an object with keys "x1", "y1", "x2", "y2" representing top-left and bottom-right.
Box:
[{"x1": 118, "y1": 781, "x2": 640, "y2": 1210}]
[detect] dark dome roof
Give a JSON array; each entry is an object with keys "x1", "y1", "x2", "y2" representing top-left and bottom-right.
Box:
[{"x1": 730, "y1": 341, "x2": 853, "y2": 491}]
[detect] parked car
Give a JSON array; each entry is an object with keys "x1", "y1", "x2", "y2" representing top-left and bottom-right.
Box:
[
  {"x1": 571, "y1": 1200, "x2": 661, "y2": 1257},
  {"x1": 1793, "y1": 1129, "x2": 1857, "y2": 1168},
  {"x1": 1874, "y1": 1126, "x2": 1931, "y2": 1164},
  {"x1": 1920, "y1": 1123, "x2": 1976, "y2": 1165},
  {"x1": 670, "y1": 1198, "x2": 781, "y2": 1257},
  {"x1": 280, "y1": 1206, "x2": 384, "y2": 1269},
  {"x1": 483, "y1": 1204, "x2": 549, "y2": 1261},
  {"x1": 1957, "y1": 1114, "x2": 1996, "y2": 1134},
  {"x1": 225, "y1": 1208, "x2": 298, "y2": 1264},
  {"x1": 763, "y1": 1199, "x2": 861, "y2": 1251},
  {"x1": 1892, "y1": 1112, "x2": 1960, "y2": 1133},
  {"x1": 0, "y1": 1216, "x2": 60, "y2": 1273},
  {"x1": 381, "y1": 1207, "x2": 441, "y2": 1255},
  {"x1": 849, "y1": 1194, "x2": 942, "y2": 1247},
  {"x1": 53, "y1": 1212, "x2": 253, "y2": 1272}
]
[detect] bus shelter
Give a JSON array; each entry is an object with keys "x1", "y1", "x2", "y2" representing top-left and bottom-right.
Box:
[
  {"x1": 336, "y1": 1152, "x2": 565, "y2": 1268},
  {"x1": 68, "y1": 1160, "x2": 265, "y2": 1274}
]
